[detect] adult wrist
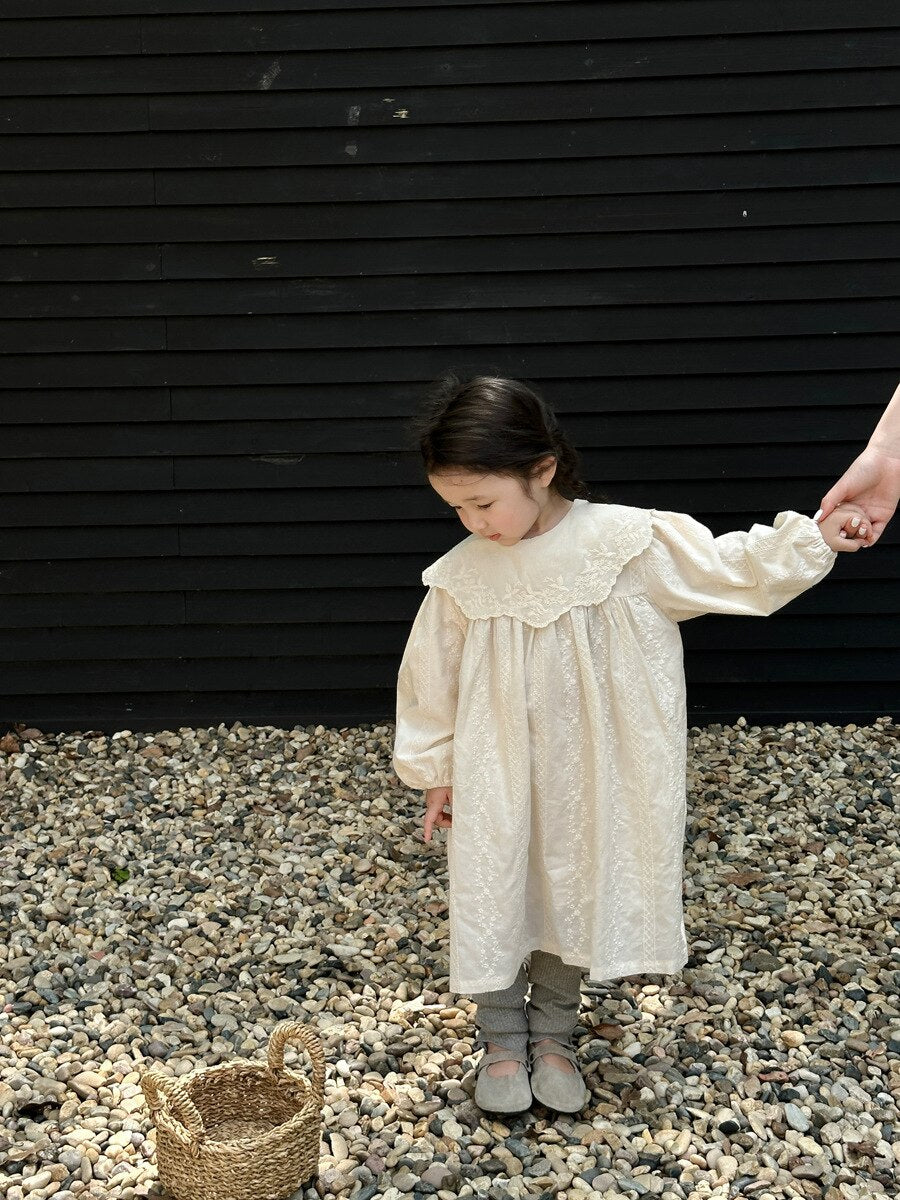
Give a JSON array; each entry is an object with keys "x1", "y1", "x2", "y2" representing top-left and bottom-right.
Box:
[{"x1": 866, "y1": 433, "x2": 900, "y2": 460}]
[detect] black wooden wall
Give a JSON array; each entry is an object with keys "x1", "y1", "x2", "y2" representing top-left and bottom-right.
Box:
[{"x1": 2, "y1": 1, "x2": 899, "y2": 733}]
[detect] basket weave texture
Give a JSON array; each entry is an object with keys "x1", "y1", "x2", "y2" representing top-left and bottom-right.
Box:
[{"x1": 141, "y1": 1020, "x2": 325, "y2": 1200}]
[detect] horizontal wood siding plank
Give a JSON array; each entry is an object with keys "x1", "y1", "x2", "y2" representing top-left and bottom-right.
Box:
[
  {"x1": 162, "y1": 302, "x2": 900, "y2": 349},
  {"x1": 0, "y1": 650, "x2": 895, "y2": 693},
  {"x1": 0, "y1": 17, "x2": 141, "y2": 57},
  {"x1": 4, "y1": 186, "x2": 899, "y2": 245},
  {"x1": 164, "y1": 371, "x2": 900, "y2": 418},
  {"x1": 685, "y1": 685, "x2": 899, "y2": 721},
  {"x1": 1, "y1": 615, "x2": 895, "y2": 663},
  {"x1": 0, "y1": 555, "x2": 444, "y2": 591},
  {"x1": 10, "y1": 109, "x2": 900, "y2": 171},
  {"x1": 0, "y1": 171, "x2": 155, "y2": 208},
  {"x1": 6, "y1": 0, "x2": 896, "y2": 23},
  {"x1": 5, "y1": 225, "x2": 898, "y2": 284},
  {"x1": 0, "y1": 319, "x2": 166, "y2": 353},
  {"x1": 0, "y1": 657, "x2": 394, "y2": 692},
  {"x1": 0, "y1": 624, "x2": 400, "y2": 659},
  {"x1": 5, "y1": 0, "x2": 575, "y2": 15},
  {"x1": 4, "y1": 33, "x2": 899, "y2": 95},
  {"x1": 0, "y1": 246, "x2": 160, "y2": 281},
  {"x1": 0, "y1": 689, "x2": 398, "y2": 733},
  {"x1": 0, "y1": 458, "x2": 173, "y2": 492},
  {"x1": 159, "y1": 227, "x2": 900, "y2": 280},
  {"x1": 0, "y1": 387, "x2": 170, "y2": 422},
  {"x1": 153, "y1": 150, "x2": 900, "y2": 205},
  {"x1": 6, "y1": 72, "x2": 900, "y2": 135},
  {"x1": 0, "y1": 527, "x2": 180, "y2": 557},
  {"x1": 2, "y1": 592, "x2": 185, "y2": 627},
  {"x1": 6, "y1": 69, "x2": 897, "y2": 135},
  {"x1": 1, "y1": 338, "x2": 897, "y2": 388},
  {"x1": 1, "y1": 95, "x2": 149, "y2": 134},
  {"x1": 4, "y1": 263, "x2": 897, "y2": 320},
  {"x1": 5, "y1": 1, "x2": 560, "y2": 14},
  {"x1": 146, "y1": 72, "x2": 900, "y2": 131},
  {"x1": 0, "y1": 376, "x2": 888, "y2": 444},
  {"x1": 4, "y1": 162, "x2": 896, "y2": 211},
  {"x1": 1, "y1": 373, "x2": 892, "y2": 428},
  {"x1": 8, "y1": 109, "x2": 900, "y2": 171},
  {"x1": 139, "y1": 5, "x2": 900, "y2": 55},
  {"x1": 5, "y1": 301, "x2": 898, "y2": 356}
]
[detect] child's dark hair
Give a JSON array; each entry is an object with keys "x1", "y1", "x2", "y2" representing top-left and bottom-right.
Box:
[{"x1": 413, "y1": 374, "x2": 591, "y2": 501}]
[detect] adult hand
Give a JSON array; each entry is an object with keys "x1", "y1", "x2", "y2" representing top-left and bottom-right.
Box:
[{"x1": 815, "y1": 445, "x2": 900, "y2": 546}]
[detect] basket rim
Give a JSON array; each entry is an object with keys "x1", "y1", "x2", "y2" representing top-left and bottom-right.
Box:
[
  {"x1": 152, "y1": 1057, "x2": 322, "y2": 1150},
  {"x1": 174, "y1": 1056, "x2": 302, "y2": 1085},
  {"x1": 157, "y1": 1104, "x2": 319, "y2": 1151}
]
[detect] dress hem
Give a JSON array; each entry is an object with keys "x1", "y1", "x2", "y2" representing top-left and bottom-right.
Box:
[{"x1": 450, "y1": 950, "x2": 690, "y2": 996}]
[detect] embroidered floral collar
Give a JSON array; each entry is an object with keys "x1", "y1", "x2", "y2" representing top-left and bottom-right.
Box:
[{"x1": 422, "y1": 499, "x2": 654, "y2": 626}]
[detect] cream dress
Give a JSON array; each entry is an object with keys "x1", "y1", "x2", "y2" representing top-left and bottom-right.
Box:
[{"x1": 392, "y1": 499, "x2": 837, "y2": 994}]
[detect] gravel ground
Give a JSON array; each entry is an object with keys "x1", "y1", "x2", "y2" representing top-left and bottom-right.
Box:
[{"x1": 0, "y1": 716, "x2": 897, "y2": 1200}]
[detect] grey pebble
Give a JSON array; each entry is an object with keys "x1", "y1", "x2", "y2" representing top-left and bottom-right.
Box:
[{"x1": 784, "y1": 1101, "x2": 812, "y2": 1132}]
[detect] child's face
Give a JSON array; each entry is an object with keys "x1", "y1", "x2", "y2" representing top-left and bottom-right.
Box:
[{"x1": 428, "y1": 461, "x2": 556, "y2": 545}]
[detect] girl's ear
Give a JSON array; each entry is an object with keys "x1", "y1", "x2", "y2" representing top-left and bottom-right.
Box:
[{"x1": 537, "y1": 455, "x2": 558, "y2": 487}]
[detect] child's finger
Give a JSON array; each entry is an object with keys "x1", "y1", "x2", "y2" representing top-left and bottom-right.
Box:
[{"x1": 836, "y1": 513, "x2": 868, "y2": 539}]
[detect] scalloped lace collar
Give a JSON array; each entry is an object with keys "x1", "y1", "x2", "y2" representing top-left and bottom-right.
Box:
[{"x1": 422, "y1": 500, "x2": 653, "y2": 626}]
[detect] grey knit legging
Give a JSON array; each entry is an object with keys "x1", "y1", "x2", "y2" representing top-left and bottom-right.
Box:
[{"x1": 470, "y1": 950, "x2": 584, "y2": 1059}]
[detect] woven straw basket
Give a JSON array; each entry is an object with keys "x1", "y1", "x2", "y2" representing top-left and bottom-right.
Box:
[{"x1": 142, "y1": 1020, "x2": 325, "y2": 1200}]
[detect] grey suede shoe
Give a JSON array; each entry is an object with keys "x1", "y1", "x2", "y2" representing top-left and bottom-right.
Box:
[
  {"x1": 473, "y1": 1049, "x2": 532, "y2": 1113},
  {"x1": 528, "y1": 1040, "x2": 590, "y2": 1113}
]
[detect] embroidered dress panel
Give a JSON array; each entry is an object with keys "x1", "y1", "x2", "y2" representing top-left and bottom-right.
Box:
[{"x1": 393, "y1": 500, "x2": 837, "y2": 993}]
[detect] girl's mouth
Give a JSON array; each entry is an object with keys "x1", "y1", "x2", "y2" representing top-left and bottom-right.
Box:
[{"x1": 488, "y1": 534, "x2": 501, "y2": 540}]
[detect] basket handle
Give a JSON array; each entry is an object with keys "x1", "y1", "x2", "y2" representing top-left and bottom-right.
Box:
[
  {"x1": 142, "y1": 1066, "x2": 205, "y2": 1148},
  {"x1": 267, "y1": 1020, "x2": 326, "y2": 1100}
]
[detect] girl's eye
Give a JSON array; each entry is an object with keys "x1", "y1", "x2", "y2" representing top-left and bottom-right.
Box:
[{"x1": 477, "y1": 503, "x2": 493, "y2": 510}]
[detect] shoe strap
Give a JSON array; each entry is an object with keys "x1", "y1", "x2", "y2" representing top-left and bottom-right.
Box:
[
  {"x1": 528, "y1": 1039, "x2": 579, "y2": 1067},
  {"x1": 478, "y1": 1048, "x2": 528, "y2": 1070}
]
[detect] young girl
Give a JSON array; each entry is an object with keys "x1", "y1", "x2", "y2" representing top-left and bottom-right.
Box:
[{"x1": 391, "y1": 374, "x2": 866, "y2": 1116}]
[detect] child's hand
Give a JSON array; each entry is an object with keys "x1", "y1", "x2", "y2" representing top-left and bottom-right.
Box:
[
  {"x1": 816, "y1": 502, "x2": 870, "y2": 552},
  {"x1": 423, "y1": 786, "x2": 452, "y2": 842}
]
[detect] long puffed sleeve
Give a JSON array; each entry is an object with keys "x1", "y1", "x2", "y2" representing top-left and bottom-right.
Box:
[
  {"x1": 392, "y1": 585, "x2": 468, "y2": 791},
  {"x1": 643, "y1": 508, "x2": 838, "y2": 623}
]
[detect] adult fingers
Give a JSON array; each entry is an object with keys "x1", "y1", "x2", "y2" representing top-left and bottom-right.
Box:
[{"x1": 815, "y1": 478, "x2": 852, "y2": 522}]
